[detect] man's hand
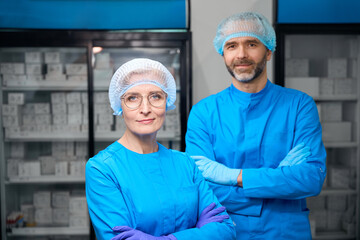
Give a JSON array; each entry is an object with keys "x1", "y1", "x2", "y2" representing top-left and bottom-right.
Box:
[{"x1": 278, "y1": 143, "x2": 311, "y2": 167}]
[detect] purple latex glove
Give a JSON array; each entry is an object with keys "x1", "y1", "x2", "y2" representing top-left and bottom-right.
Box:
[
  {"x1": 111, "y1": 226, "x2": 177, "y2": 240},
  {"x1": 196, "y1": 202, "x2": 229, "y2": 228}
]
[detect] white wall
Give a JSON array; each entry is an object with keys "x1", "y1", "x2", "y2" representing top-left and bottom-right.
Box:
[{"x1": 190, "y1": 1, "x2": 274, "y2": 104}]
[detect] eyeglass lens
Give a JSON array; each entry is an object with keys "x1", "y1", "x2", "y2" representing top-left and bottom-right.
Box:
[{"x1": 122, "y1": 92, "x2": 167, "y2": 109}]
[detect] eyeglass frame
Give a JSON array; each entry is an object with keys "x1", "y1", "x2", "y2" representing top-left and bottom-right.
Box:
[{"x1": 120, "y1": 91, "x2": 168, "y2": 110}]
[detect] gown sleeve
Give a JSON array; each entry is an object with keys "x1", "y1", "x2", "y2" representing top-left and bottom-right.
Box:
[
  {"x1": 172, "y1": 155, "x2": 236, "y2": 240},
  {"x1": 186, "y1": 103, "x2": 263, "y2": 216},
  {"x1": 86, "y1": 158, "x2": 134, "y2": 240},
  {"x1": 242, "y1": 95, "x2": 327, "y2": 199}
]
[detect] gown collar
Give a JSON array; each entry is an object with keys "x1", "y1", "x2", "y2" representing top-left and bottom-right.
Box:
[{"x1": 229, "y1": 79, "x2": 273, "y2": 105}]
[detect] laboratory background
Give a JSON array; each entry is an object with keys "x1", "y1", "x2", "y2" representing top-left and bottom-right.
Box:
[{"x1": 0, "y1": 0, "x2": 359, "y2": 239}]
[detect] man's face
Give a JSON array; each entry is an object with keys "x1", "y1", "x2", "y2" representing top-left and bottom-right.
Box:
[{"x1": 223, "y1": 36, "x2": 272, "y2": 83}]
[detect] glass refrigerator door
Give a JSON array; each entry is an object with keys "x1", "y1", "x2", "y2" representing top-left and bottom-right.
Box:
[
  {"x1": 283, "y1": 34, "x2": 359, "y2": 239},
  {"x1": 0, "y1": 47, "x2": 90, "y2": 240},
  {"x1": 92, "y1": 47, "x2": 182, "y2": 155}
]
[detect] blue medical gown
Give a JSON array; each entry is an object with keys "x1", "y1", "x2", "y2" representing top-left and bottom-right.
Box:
[
  {"x1": 186, "y1": 81, "x2": 327, "y2": 240},
  {"x1": 86, "y1": 142, "x2": 236, "y2": 240}
]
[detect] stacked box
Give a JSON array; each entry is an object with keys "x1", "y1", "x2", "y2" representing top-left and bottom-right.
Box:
[
  {"x1": 2, "y1": 74, "x2": 27, "y2": 86},
  {"x1": 35, "y1": 208, "x2": 53, "y2": 226},
  {"x1": 285, "y1": 77, "x2": 319, "y2": 97},
  {"x1": 11, "y1": 142, "x2": 25, "y2": 158},
  {"x1": 75, "y1": 142, "x2": 87, "y2": 157},
  {"x1": 285, "y1": 59, "x2": 309, "y2": 77},
  {"x1": 0, "y1": 63, "x2": 25, "y2": 74},
  {"x1": 319, "y1": 78, "x2": 335, "y2": 96},
  {"x1": 52, "y1": 115, "x2": 67, "y2": 125},
  {"x1": 94, "y1": 92, "x2": 109, "y2": 103},
  {"x1": 35, "y1": 114, "x2": 51, "y2": 125},
  {"x1": 65, "y1": 64, "x2": 87, "y2": 75},
  {"x1": 8, "y1": 93, "x2": 25, "y2": 105},
  {"x1": 319, "y1": 102, "x2": 342, "y2": 122},
  {"x1": 26, "y1": 64, "x2": 43, "y2": 75},
  {"x1": 334, "y1": 78, "x2": 355, "y2": 95},
  {"x1": 327, "y1": 211, "x2": 343, "y2": 230},
  {"x1": 66, "y1": 92, "x2": 81, "y2": 103},
  {"x1": 55, "y1": 161, "x2": 68, "y2": 176},
  {"x1": 2, "y1": 104, "x2": 21, "y2": 116},
  {"x1": 51, "y1": 92, "x2": 66, "y2": 104},
  {"x1": 45, "y1": 52, "x2": 61, "y2": 63},
  {"x1": 328, "y1": 58, "x2": 347, "y2": 78},
  {"x1": 68, "y1": 114, "x2": 82, "y2": 125},
  {"x1": 18, "y1": 161, "x2": 41, "y2": 177},
  {"x1": 53, "y1": 208, "x2": 69, "y2": 226},
  {"x1": 322, "y1": 122, "x2": 351, "y2": 142},
  {"x1": 3, "y1": 115, "x2": 20, "y2": 127},
  {"x1": 69, "y1": 196, "x2": 89, "y2": 228},
  {"x1": 46, "y1": 63, "x2": 63, "y2": 75},
  {"x1": 34, "y1": 103, "x2": 50, "y2": 114},
  {"x1": 7, "y1": 159, "x2": 19, "y2": 178},
  {"x1": 310, "y1": 211, "x2": 327, "y2": 231},
  {"x1": 69, "y1": 160, "x2": 86, "y2": 176},
  {"x1": 34, "y1": 191, "x2": 51, "y2": 208},
  {"x1": 329, "y1": 167, "x2": 350, "y2": 188},
  {"x1": 52, "y1": 191, "x2": 70, "y2": 208},
  {"x1": 25, "y1": 52, "x2": 43, "y2": 63},
  {"x1": 52, "y1": 103, "x2": 67, "y2": 115},
  {"x1": 327, "y1": 195, "x2": 347, "y2": 211},
  {"x1": 39, "y1": 156, "x2": 56, "y2": 175}
]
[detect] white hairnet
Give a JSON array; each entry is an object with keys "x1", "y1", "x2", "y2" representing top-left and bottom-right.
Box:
[
  {"x1": 213, "y1": 12, "x2": 276, "y2": 55},
  {"x1": 109, "y1": 58, "x2": 177, "y2": 116}
]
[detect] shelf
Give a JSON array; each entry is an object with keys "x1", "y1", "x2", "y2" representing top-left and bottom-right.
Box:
[
  {"x1": 5, "y1": 132, "x2": 88, "y2": 142},
  {"x1": 8, "y1": 227, "x2": 89, "y2": 236},
  {"x1": 314, "y1": 95, "x2": 358, "y2": 101},
  {"x1": 95, "y1": 131, "x2": 180, "y2": 142},
  {"x1": 313, "y1": 231, "x2": 355, "y2": 239},
  {"x1": 6, "y1": 176, "x2": 85, "y2": 184},
  {"x1": 320, "y1": 188, "x2": 357, "y2": 196},
  {"x1": 2, "y1": 80, "x2": 87, "y2": 91},
  {"x1": 324, "y1": 142, "x2": 358, "y2": 148}
]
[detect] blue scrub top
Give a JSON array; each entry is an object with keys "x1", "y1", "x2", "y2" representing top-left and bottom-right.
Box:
[
  {"x1": 186, "y1": 80, "x2": 327, "y2": 239},
  {"x1": 86, "y1": 142, "x2": 236, "y2": 240}
]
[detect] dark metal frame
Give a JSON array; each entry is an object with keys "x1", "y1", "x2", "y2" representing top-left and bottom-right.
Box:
[{"x1": 0, "y1": 30, "x2": 192, "y2": 240}]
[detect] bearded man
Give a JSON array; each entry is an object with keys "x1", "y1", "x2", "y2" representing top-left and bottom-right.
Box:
[{"x1": 185, "y1": 12, "x2": 326, "y2": 240}]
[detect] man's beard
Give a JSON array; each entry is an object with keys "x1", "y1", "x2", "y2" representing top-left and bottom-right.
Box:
[{"x1": 226, "y1": 55, "x2": 267, "y2": 83}]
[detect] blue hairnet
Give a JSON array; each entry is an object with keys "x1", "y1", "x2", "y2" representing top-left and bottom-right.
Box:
[
  {"x1": 213, "y1": 12, "x2": 276, "y2": 55},
  {"x1": 109, "y1": 58, "x2": 176, "y2": 116}
]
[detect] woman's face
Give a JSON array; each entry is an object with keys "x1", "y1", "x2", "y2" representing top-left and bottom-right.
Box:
[{"x1": 121, "y1": 84, "x2": 166, "y2": 137}]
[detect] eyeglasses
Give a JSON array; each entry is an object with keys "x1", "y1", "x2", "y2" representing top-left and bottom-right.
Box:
[{"x1": 121, "y1": 91, "x2": 167, "y2": 109}]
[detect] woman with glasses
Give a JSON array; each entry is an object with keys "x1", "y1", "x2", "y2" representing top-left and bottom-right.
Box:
[{"x1": 85, "y1": 58, "x2": 236, "y2": 240}]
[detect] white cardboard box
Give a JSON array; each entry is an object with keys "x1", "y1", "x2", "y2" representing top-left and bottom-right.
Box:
[
  {"x1": 25, "y1": 52, "x2": 43, "y2": 63},
  {"x1": 45, "y1": 52, "x2": 61, "y2": 63},
  {"x1": 328, "y1": 58, "x2": 347, "y2": 78},
  {"x1": 33, "y1": 191, "x2": 51, "y2": 208},
  {"x1": 8, "y1": 93, "x2": 25, "y2": 105},
  {"x1": 52, "y1": 191, "x2": 70, "y2": 208},
  {"x1": 285, "y1": 59, "x2": 309, "y2": 77},
  {"x1": 35, "y1": 208, "x2": 53, "y2": 226},
  {"x1": 319, "y1": 102, "x2": 342, "y2": 122},
  {"x1": 285, "y1": 77, "x2": 320, "y2": 97},
  {"x1": 53, "y1": 208, "x2": 69, "y2": 225},
  {"x1": 322, "y1": 122, "x2": 351, "y2": 142}
]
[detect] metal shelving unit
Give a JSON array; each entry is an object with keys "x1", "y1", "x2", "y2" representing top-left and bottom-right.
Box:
[
  {"x1": 0, "y1": 30, "x2": 192, "y2": 240},
  {"x1": 275, "y1": 24, "x2": 360, "y2": 239}
]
